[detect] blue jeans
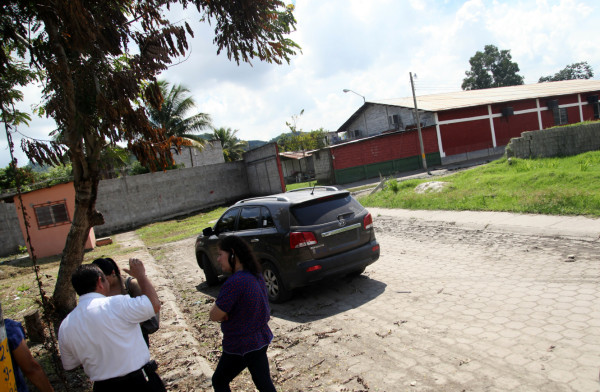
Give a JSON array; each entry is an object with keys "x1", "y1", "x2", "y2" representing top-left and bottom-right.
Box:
[{"x1": 212, "y1": 345, "x2": 276, "y2": 392}]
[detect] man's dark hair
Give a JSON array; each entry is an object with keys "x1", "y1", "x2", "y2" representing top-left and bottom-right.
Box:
[{"x1": 71, "y1": 264, "x2": 105, "y2": 296}]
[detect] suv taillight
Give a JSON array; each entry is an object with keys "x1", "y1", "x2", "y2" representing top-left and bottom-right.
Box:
[
  {"x1": 290, "y1": 232, "x2": 317, "y2": 249},
  {"x1": 363, "y1": 212, "x2": 373, "y2": 230}
]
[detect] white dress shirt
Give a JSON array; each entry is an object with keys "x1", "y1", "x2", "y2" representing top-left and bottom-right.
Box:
[{"x1": 58, "y1": 292, "x2": 155, "y2": 381}]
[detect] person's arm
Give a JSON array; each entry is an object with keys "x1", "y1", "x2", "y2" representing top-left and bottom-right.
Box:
[
  {"x1": 12, "y1": 340, "x2": 54, "y2": 392},
  {"x1": 123, "y1": 258, "x2": 161, "y2": 313},
  {"x1": 209, "y1": 304, "x2": 228, "y2": 322},
  {"x1": 126, "y1": 277, "x2": 143, "y2": 297}
]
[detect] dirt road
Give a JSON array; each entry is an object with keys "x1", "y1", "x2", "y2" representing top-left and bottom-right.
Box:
[{"x1": 113, "y1": 209, "x2": 600, "y2": 391}]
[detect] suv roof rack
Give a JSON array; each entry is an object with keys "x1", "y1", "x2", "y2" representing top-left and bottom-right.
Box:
[
  {"x1": 237, "y1": 195, "x2": 290, "y2": 204},
  {"x1": 286, "y1": 186, "x2": 339, "y2": 193}
]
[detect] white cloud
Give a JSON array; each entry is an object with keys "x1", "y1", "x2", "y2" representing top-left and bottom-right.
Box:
[{"x1": 3, "y1": 0, "x2": 599, "y2": 167}]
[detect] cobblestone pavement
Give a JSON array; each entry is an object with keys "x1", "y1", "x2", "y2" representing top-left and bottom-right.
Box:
[
  {"x1": 265, "y1": 210, "x2": 600, "y2": 391},
  {"x1": 133, "y1": 208, "x2": 600, "y2": 391}
]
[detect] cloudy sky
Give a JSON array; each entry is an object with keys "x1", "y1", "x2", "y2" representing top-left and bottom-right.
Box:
[{"x1": 3, "y1": 0, "x2": 599, "y2": 167}]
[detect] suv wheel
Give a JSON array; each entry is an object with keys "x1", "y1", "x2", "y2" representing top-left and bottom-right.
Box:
[
  {"x1": 262, "y1": 262, "x2": 291, "y2": 303},
  {"x1": 201, "y1": 255, "x2": 219, "y2": 286}
]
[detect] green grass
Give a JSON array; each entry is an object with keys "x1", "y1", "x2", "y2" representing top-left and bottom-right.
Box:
[
  {"x1": 359, "y1": 151, "x2": 600, "y2": 217},
  {"x1": 136, "y1": 207, "x2": 227, "y2": 246}
]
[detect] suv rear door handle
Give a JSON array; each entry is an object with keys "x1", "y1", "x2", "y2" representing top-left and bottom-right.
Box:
[{"x1": 250, "y1": 238, "x2": 260, "y2": 243}]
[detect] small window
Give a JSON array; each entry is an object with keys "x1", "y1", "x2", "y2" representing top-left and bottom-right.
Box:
[
  {"x1": 594, "y1": 103, "x2": 600, "y2": 120},
  {"x1": 34, "y1": 201, "x2": 70, "y2": 229},
  {"x1": 261, "y1": 207, "x2": 274, "y2": 228},
  {"x1": 238, "y1": 207, "x2": 261, "y2": 231},
  {"x1": 215, "y1": 208, "x2": 239, "y2": 233},
  {"x1": 553, "y1": 107, "x2": 568, "y2": 125}
]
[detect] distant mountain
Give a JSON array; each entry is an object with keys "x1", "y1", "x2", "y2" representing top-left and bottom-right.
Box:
[{"x1": 247, "y1": 140, "x2": 268, "y2": 150}]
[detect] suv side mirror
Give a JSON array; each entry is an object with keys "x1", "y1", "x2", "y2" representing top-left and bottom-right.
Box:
[{"x1": 202, "y1": 227, "x2": 215, "y2": 237}]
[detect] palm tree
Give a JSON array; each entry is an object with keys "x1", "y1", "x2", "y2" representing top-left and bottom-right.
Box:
[
  {"x1": 212, "y1": 127, "x2": 248, "y2": 162},
  {"x1": 147, "y1": 81, "x2": 213, "y2": 148}
]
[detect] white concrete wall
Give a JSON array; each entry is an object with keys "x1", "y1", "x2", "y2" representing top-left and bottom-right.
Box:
[
  {"x1": 243, "y1": 143, "x2": 284, "y2": 196},
  {"x1": 94, "y1": 161, "x2": 248, "y2": 236},
  {"x1": 171, "y1": 141, "x2": 225, "y2": 168}
]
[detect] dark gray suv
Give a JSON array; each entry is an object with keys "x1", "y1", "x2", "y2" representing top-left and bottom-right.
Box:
[{"x1": 195, "y1": 186, "x2": 380, "y2": 302}]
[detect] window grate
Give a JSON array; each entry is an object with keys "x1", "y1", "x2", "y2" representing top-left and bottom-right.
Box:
[{"x1": 34, "y1": 202, "x2": 70, "y2": 229}]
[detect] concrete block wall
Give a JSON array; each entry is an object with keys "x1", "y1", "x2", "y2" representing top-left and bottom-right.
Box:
[
  {"x1": 506, "y1": 122, "x2": 600, "y2": 159},
  {"x1": 313, "y1": 149, "x2": 333, "y2": 183},
  {"x1": 0, "y1": 202, "x2": 26, "y2": 257},
  {"x1": 94, "y1": 161, "x2": 248, "y2": 236},
  {"x1": 243, "y1": 143, "x2": 283, "y2": 196},
  {"x1": 171, "y1": 141, "x2": 225, "y2": 168}
]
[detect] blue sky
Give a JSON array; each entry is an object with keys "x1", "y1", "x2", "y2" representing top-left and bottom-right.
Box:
[{"x1": 3, "y1": 0, "x2": 599, "y2": 167}]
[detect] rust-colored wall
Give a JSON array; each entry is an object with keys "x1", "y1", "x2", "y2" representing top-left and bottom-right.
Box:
[
  {"x1": 330, "y1": 128, "x2": 438, "y2": 171},
  {"x1": 14, "y1": 182, "x2": 95, "y2": 258},
  {"x1": 440, "y1": 119, "x2": 493, "y2": 156},
  {"x1": 493, "y1": 111, "x2": 541, "y2": 146},
  {"x1": 437, "y1": 92, "x2": 600, "y2": 156}
]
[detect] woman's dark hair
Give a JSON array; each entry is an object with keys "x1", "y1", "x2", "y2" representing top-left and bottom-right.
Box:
[
  {"x1": 71, "y1": 264, "x2": 105, "y2": 296},
  {"x1": 92, "y1": 258, "x2": 121, "y2": 278},
  {"x1": 218, "y1": 235, "x2": 262, "y2": 276}
]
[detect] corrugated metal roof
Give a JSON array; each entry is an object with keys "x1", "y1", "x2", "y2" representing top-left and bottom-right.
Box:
[
  {"x1": 279, "y1": 151, "x2": 312, "y2": 160},
  {"x1": 370, "y1": 79, "x2": 600, "y2": 111}
]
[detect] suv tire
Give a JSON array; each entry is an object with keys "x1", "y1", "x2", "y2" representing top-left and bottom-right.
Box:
[
  {"x1": 202, "y1": 255, "x2": 219, "y2": 286},
  {"x1": 262, "y1": 261, "x2": 291, "y2": 303}
]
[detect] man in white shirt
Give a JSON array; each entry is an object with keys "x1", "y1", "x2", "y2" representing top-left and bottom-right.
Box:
[{"x1": 58, "y1": 258, "x2": 165, "y2": 392}]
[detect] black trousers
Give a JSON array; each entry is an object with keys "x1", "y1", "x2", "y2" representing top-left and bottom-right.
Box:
[
  {"x1": 93, "y1": 363, "x2": 166, "y2": 392},
  {"x1": 212, "y1": 345, "x2": 276, "y2": 392}
]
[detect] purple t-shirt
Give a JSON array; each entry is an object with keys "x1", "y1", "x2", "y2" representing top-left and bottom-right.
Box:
[{"x1": 215, "y1": 270, "x2": 273, "y2": 355}]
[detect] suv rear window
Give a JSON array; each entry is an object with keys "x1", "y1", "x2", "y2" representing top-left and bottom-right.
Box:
[{"x1": 290, "y1": 194, "x2": 364, "y2": 226}]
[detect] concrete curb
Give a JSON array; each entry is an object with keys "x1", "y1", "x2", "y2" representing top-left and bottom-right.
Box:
[{"x1": 368, "y1": 207, "x2": 600, "y2": 242}]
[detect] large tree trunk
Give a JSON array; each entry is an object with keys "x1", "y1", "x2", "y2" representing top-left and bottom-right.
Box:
[{"x1": 53, "y1": 152, "x2": 104, "y2": 318}]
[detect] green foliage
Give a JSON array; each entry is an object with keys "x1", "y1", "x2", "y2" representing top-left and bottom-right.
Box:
[
  {"x1": 38, "y1": 163, "x2": 72, "y2": 185},
  {"x1": 275, "y1": 129, "x2": 329, "y2": 152},
  {"x1": 539, "y1": 62, "x2": 594, "y2": 83},
  {"x1": 387, "y1": 179, "x2": 400, "y2": 193},
  {"x1": 212, "y1": 127, "x2": 248, "y2": 162},
  {"x1": 147, "y1": 81, "x2": 212, "y2": 144},
  {"x1": 361, "y1": 151, "x2": 600, "y2": 217},
  {"x1": 462, "y1": 44, "x2": 524, "y2": 90},
  {"x1": 0, "y1": 164, "x2": 36, "y2": 190},
  {"x1": 0, "y1": 40, "x2": 40, "y2": 129}
]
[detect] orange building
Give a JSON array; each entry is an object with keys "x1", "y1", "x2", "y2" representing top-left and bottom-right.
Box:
[{"x1": 14, "y1": 182, "x2": 95, "y2": 258}]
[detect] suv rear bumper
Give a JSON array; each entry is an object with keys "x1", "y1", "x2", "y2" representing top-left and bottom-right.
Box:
[{"x1": 283, "y1": 240, "x2": 380, "y2": 289}]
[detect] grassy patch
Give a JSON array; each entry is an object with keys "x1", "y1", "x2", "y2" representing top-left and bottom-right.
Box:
[
  {"x1": 347, "y1": 184, "x2": 377, "y2": 193},
  {"x1": 136, "y1": 207, "x2": 227, "y2": 247},
  {"x1": 360, "y1": 151, "x2": 600, "y2": 217},
  {"x1": 285, "y1": 180, "x2": 331, "y2": 191},
  {"x1": 0, "y1": 241, "x2": 133, "y2": 321}
]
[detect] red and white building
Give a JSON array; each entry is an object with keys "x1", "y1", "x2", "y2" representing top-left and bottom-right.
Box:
[{"x1": 315, "y1": 79, "x2": 600, "y2": 184}]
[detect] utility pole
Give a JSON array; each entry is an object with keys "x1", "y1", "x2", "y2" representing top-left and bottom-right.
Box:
[{"x1": 410, "y1": 72, "x2": 429, "y2": 174}]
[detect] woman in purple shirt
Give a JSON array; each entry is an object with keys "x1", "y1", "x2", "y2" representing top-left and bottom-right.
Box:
[{"x1": 209, "y1": 235, "x2": 276, "y2": 392}]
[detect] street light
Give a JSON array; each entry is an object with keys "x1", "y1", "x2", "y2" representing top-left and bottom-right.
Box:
[
  {"x1": 343, "y1": 89, "x2": 366, "y2": 103},
  {"x1": 343, "y1": 89, "x2": 368, "y2": 137}
]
